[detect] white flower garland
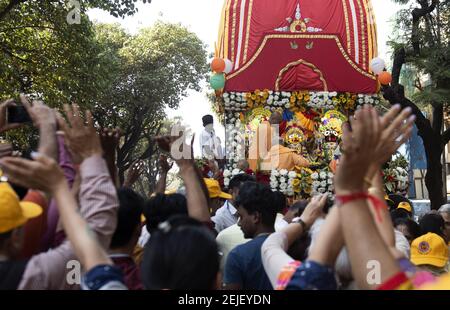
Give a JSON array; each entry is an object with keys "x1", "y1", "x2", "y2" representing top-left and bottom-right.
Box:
[
  {"x1": 225, "y1": 111, "x2": 245, "y2": 168},
  {"x1": 223, "y1": 168, "x2": 245, "y2": 188},
  {"x1": 222, "y1": 91, "x2": 380, "y2": 112},
  {"x1": 311, "y1": 171, "x2": 334, "y2": 197},
  {"x1": 270, "y1": 169, "x2": 297, "y2": 196}
]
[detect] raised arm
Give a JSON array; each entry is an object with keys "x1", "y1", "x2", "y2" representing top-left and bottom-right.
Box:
[
  {"x1": 20, "y1": 94, "x2": 58, "y2": 161},
  {"x1": 154, "y1": 155, "x2": 172, "y2": 194},
  {"x1": 100, "y1": 127, "x2": 121, "y2": 188},
  {"x1": 155, "y1": 134, "x2": 210, "y2": 223},
  {"x1": 1, "y1": 105, "x2": 119, "y2": 289},
  {"x1": 335, "y1": 105, "x2": 412, "y2": 289},
  {"x1": 261, "y1": 194, "x2": 326, "y2": 288},
  {"x1": 58, "y1": 105, "x2": 119, "y2": 248},
  {"x1": 366, "y1": 105, "x2": 415, "y2": 257}
]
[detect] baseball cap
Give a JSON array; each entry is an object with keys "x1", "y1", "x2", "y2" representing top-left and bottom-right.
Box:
[
  {"x1": 397, "y1": 201, "x2": 412, "y2": 213},
  {"x1": 410, "y1": 233, "x2": 449, "y2": 268},
  {"x1": 203, "y1": 178, "x2": 232, "y2": 199},
  {"x1": 0, "y1": 182, "x2": 42, "y2": 233}
]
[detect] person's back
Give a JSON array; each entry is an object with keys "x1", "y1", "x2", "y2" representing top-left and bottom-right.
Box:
[
  {"x1": 216, "y1": 224, "x2": 249, "y2": 271},
  {"x1": 224, "y1": 234, "x2": 273, "y2": 289},
  {"x1": 222, "y1": 182, "x2": 277, "y2": 290}
]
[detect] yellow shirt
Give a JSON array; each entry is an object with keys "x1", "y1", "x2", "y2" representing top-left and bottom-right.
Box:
[{"x1": 419, "y1": 273, "x2": 450, "y2": 290}]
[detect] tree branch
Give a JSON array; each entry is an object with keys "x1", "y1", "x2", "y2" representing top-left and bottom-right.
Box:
[
  {"x1": 432, "y1": 103, "x2": 443, "y2": 134},
  {"x1": 0, "y1": 45, "x2": 30, "y2": 63},
  {"x1": 391, "y1": 47, "x2": 406, "y2": 87},
  {"x1": 382, "y1": 85, "x2": 432, "y2": 140},
  {"x1": 412, "y1": 0, "x2": 440, "y2": 55}
]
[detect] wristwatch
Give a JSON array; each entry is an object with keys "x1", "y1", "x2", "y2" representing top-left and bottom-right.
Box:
[{"x1": 292, "y1": 217, "x2": 308, "y2": 233}]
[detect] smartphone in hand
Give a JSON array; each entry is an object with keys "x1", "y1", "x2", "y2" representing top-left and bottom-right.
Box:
[{"x1": 7, "y1": 106, "x2": 32, "y2": 124}]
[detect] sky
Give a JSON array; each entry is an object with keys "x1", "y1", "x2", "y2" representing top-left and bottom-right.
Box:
[{"x1": 88, "y1": 0, "x2": 404, "y2": 154}]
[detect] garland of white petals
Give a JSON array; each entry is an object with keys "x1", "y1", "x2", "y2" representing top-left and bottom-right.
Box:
[
  {"x1": 225, "y1": 115, "x2": 245, "y2": 168},
  {"x1": 222, "y1": 91, "x2": 380, "y2": 111},
  {"x1": 269, "y1": 169, "x2": 297, "y2": 196},
  {"x1": 223, "y1": 168, "x2": 245, "y2": 188},
  {"x1": 311, "y1": 171, "x2": 334, "y2": 197}
]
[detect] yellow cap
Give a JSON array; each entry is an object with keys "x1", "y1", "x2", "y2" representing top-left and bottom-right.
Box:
[
  {"x1": 203, "y1": 178, "x2": 232, "y2": 199},
  {"x1": 397, "y1": 202, "x2": 412, "y2": 213},
  {"x1": 0, "y1": 183, "x2": 42, "y2": 233},
  {"x1": 410, "y1": 233, "x2": 449, "y2": 268}
]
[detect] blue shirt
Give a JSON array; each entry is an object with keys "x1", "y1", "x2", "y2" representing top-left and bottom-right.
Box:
[{"x1": 223, "y1": 234, "x2": 273, "y2": 290}]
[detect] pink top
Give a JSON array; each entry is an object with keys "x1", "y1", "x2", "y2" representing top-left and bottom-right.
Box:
[{"x1": 18, "y1": 155, "x2": 118, "y2": 290}]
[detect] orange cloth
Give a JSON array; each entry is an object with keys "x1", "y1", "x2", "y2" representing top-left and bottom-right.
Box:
[
  {"x1": 248, "y1": 121, "x2": 272, "y2": 171},
  {"x1": 261, "y1": 144, "x2": 310, "y2": 171}
]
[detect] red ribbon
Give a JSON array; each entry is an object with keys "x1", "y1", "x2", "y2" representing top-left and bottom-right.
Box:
[{"x1": 335, "y1": 192, "x2": 387, "y2": 223}]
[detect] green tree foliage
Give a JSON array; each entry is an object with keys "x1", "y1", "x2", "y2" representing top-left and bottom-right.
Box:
[
  {"x1": 0, "y1": 1, "x2": 151, "y2": 104},
  {"x1": 93, "y1": 21, "x2": 208, "y2": 185},
  {"x1": 0, "y1": 1, "x2": 150, "y2": 149},
  {"x1": 384, "y1": 0, "x2": 449, "y2": 209}
]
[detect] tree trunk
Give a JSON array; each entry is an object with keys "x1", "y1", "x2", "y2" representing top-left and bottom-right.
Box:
[{"x1": 422, "y1": 132, "x2": 446, "y2": 209}]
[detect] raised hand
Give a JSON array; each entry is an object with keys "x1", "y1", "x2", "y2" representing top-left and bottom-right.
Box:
[
  {"x1": 0, "y1": 99, "x2": 22, "y2": 133},
  {"x1": 159, "y1": 155, "x2": 173, "y2": 173},
  {"x1": 100, "y1": 127, "x2": 121, "y2": 156},
  {"x1": 154, "y1": 132, "x2": 195, "y2": 168},
  {"x1": 335, "y1": 105, "x2": 381, "y2": 193},
  {"x1": 373, "y1": 105, "x2": 414, "y2": 164},
  {"x1": 0, "y1": 153, "x2": 65, "y2": 193},
  {"x1": 123, "y1": 160, "x2": 145, "y2": 188},
  {"x1": 57, "y1": 104, "x2": 103, "y2": 163},
  {"x1": 20, "y1": 94, "x2": 56, "y2": 129},
  {"x1": 300, "y1": 194, "x2": 327, "y2": 228}
]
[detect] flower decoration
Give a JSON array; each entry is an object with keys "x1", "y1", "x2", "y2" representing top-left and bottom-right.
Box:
[{"x1": 383, "y1": 153, "x2": 409, "y2": 195}]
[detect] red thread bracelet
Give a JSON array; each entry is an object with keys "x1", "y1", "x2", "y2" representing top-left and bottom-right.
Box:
[{"x1": 335, "y1": 192, "x2": 387, "y2": 223}]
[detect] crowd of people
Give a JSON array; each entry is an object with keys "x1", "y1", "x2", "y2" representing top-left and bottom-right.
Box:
[{"x1": 0, "y1": 95, "x2": 449, "y2": 290}]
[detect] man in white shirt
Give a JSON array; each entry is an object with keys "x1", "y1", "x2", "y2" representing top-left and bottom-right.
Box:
[
  {"x1": 199, "y1": 115, "x2": 223, "y2": 160},
  {"x1": 212, "y1": 174, "x2": 255, "y2": 233}
]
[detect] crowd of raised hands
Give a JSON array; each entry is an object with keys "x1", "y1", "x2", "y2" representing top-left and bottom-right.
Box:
[{"x1": 2, "y1": 94, "x2": 448, "y2": 290}]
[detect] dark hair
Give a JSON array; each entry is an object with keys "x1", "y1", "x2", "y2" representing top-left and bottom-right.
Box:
[
  {"x1": 144, "y1": 193, "x2": 188, "y2": 232},
  {"x1": 272, "y1": 191, "x2": 287, "y2": 214},
  {"x1": 235, "y1": 182, "x2": 277, "y2": 227},
  {"x1": 9, "y1": 183, "x2": 28, "y2": 200},
  {"x1": 228, "y1": 173, "x2": 255, "y2": 191},
  {"x1": 390, "y1": 208, "x2": 410, "y2": 222},
  {"x1": 141, "y1": 215, "x2": 219, "y2": 290},
  {"x1": 290, "y1": 200, "x2": 308, "y2": 217},
  {"x1": 394, "y1": 218, "x2": 421, "y2": 240},
  {"x1": 388, "y1": 194, "x2": 413, "y2": 214},
  {"x1": 419, "y1": 213, "x2": 445, "y2": 238},
  {"x1": 110, "y1": 188, "x2": 145, "y2": 249},
  {"x1": 202, "y1": 114, "x2": 214, "y2": 127},
  {"x1": 287, "y1": 234, "x2": 311, "y2": 262},
  {"x1": 0, "y1": 230, "x2": 13, "y2": 248}
]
